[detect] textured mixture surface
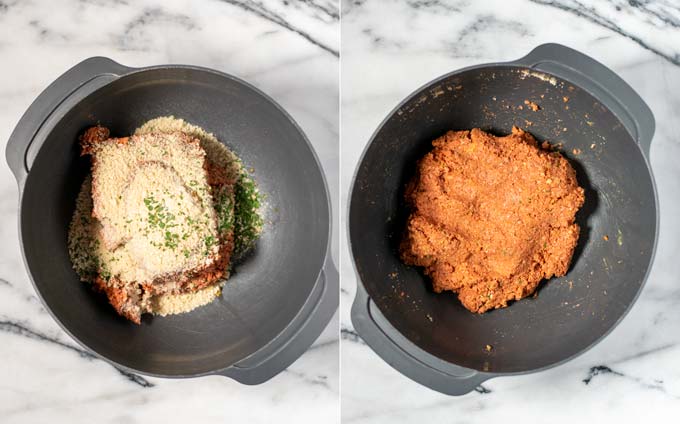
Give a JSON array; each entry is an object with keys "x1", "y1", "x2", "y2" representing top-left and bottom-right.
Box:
[
  {"x1": 82, "y1": 128, "x2": 222, "y2": 284},
  {"x1": 68, "y1": 117, "x2": 262, "y2": 323},
  {"x1": 137, "y1": 117, "x2": 263, "y2": 261},
  {"x1": 401, "y1": 127, "x2": 585, "y2": 313},
  {"x1": 77, "y1": 126, "x2": 231, "y2": 323}
]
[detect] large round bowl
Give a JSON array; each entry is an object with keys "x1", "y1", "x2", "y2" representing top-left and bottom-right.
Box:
[
  {"x1": 7, "y1": 57, "x2": 338, "y2": 383},
  {"x1": 349, "y1": 44, "x2": 657, "y2": 395}
]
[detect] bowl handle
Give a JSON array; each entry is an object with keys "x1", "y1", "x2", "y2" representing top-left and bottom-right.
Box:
[
  {"x1": 219, "y1": 255, "x2": 339, "y2": 384},
  {"x1": 5, "y1": 57, "x2": 134, "y2": 188},
  {"x1": 351, "y1": 284, "x2": 490, "y2": 396},
  {"x1": 510, "y1": 43, "x2": 655, "y2": 159}
]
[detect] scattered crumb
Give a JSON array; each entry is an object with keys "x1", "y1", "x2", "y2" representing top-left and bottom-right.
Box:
[
  {"x1": 518, "y1": 105, "x2": 524, "y2": 110},
  {"x1": 153, "y1": 284, "x2": 221, "y2": 316},
  {"x1": 426, "y1": 314, "x2": 433, "y2": 322},
  {"x1": 525, "y1": 120, "x2": 533, "y2": 127},
  {"x1": 603, "y1": 235, "x2": 609, "y2": 241},
  {"x1": 568, "y1": 281, "x2": 573, "y2": 290},
  {"x1": 572, "y1": 148, "x2": 582, "y2": 155},
  {"x1": 388, "y1": 272, "x2": 398, "y2": 279},
  {"x1": 532, "y1": 291, "x2": 539, "y2": 299},
  {"x1": 563, "y1": 127, "x2": 568, "y2": 132},
  {"x1": 432, "y1": 88, "x2": 445, "y2": 98},
  {"x1": 519, "y1": 70, "x2": 558, "y2": 85},
  {"x1": 485, "y1": 344, "x2": 493, "y2": 352},
  {"x1": 617, "y1": 229, "x2": 623, "y2": 246},
  {"x1": 563, "y1": 96, "x2": 569, "y2": 103},
  {"x1": 524, "y1": 100, "x2": 540, "y2": 111},
  {"x1": 590, "y1": 143, "x2": 596, "y2": 149},
  {"x1": 586, "y1": 121, "x2": 594, "y2": 127}
]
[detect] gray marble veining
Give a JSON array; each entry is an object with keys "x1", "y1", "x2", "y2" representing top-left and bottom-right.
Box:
[
  {"x1": 0, "y1": 1, "x2": 338, "y2": 423},
  {"x1": 4, "y1": 0, "x2": 680, "y2": 421},
  {"x1": 341, "y1": 0, "x2": 680, "y2": 422}
]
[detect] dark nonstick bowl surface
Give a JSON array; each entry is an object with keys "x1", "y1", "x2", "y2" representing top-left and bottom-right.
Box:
[
  {"x1": 16, "y1": 64, "x2": 331, "y2": 377},
  {"x1": 350, "y1": 59, "x2": 657, "y2": 374}
]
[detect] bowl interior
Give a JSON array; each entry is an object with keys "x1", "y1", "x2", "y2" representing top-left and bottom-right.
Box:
[
  {"x1": 21, "y1": 68, "x2": 330, "y2": 375},
  {"x1": 350, "y1": 66, "x2": 656, "y2": 373}
]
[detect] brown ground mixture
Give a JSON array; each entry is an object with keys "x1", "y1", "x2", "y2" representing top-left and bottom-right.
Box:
[{"x1": 400, "y1": 127, "x2": 585, "y2": 313}]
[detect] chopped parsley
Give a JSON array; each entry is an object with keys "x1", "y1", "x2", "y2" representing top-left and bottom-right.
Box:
[
  {"x1": 144, "y1": 194, "x2": 183, "y2": 250},
  {"x1": 215, "y1": 188, "x2": 235, "y2": 235},
  {"x1": 204, "y1": 234, "x2": 216, "y2": 256},
  {"x1": 233, "y1": 172, "x2": 263, "y2": 256}
]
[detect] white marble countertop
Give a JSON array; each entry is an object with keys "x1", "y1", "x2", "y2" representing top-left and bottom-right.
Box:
[
  {"x1": 341, "y1": 0, "x2": 680, "y2": 421},
  {"x1": 0, "y1": 1, "x2": 338, "y2": 423}
]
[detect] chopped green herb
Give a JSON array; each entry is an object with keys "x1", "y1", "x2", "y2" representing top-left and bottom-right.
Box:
[
  {"x1": 214, "y1": 188, "x2": 235, "y2": 235},
  {"x1": 233, "y1": 172, "x2": 263, "y2": 256},
  {"x1": 165, "y1": 230, "x2": 179, "y2": 249}
]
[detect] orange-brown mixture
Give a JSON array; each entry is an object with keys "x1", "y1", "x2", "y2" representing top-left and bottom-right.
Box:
[{"x1": 401, "y1": 127, "x2": 585, "y2": 313}]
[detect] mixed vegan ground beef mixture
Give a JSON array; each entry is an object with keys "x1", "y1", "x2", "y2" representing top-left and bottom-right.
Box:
[
  {"x1": 400, "y1": 127, "x2": 585, "y2": 313},
  {"x1": 68, "y1": 116, "x2": 263, "y2": 323}
]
